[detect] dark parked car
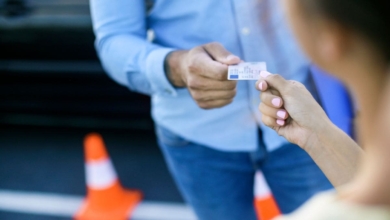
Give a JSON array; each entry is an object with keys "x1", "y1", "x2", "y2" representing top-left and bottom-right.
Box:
[{"x1": 0, "y1": 0, "x2": 154, "y2": 131}]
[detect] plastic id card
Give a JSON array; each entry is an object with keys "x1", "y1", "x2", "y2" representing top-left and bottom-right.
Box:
[{"x1": 228, "y1": 62, "x2": 267, "y2": 80}]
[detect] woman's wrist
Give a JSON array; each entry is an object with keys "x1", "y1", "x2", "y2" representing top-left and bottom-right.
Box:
[
  {"x1": 300, "y1": 117, "x2": 333, "y2": 153},
  {"x1": 302, "y1": 118, "x2": 363, "y2": 187}
]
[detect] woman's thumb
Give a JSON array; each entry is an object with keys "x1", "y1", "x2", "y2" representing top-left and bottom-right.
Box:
[{"x1": 260, "y1": 71, "x2": 289, "y2": 95}]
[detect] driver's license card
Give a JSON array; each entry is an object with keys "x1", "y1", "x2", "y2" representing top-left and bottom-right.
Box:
[{"x1": 228, "y1": 62, "x2": 267, "y2": 80}]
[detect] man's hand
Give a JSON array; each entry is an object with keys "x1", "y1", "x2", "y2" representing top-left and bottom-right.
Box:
[{"x1": 165, "y1": 42, "x2": 241, "y2": 109}]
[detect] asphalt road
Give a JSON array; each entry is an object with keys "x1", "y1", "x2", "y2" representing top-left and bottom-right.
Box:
[{"x1": 0, "y1": 126, "x2": 183, "y2": 219}]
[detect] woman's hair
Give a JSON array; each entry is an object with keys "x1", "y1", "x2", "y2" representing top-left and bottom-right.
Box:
[{"x1": 299, "y1": 0, "x2": 390, "y2": 61}]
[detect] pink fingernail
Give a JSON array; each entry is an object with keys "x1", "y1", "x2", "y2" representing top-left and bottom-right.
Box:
[
  {"x1": 276, "y1": 119, "x2": 285, "y2": 126},
  {"x1": 272, "y1": 98, "x2": 281, "y2": 107},
  {"x1": 259, "y1": 82, "x2": 263, "y2": 90},
  {"x1": 260, "y1": 71, "x2": 271, "y2": 78},
  {"x1": 277, "y1": 110, "x2": 286, "y2": 119}
]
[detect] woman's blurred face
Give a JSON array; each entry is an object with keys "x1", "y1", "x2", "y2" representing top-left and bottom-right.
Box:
[
  {"x1": 285, "y1": 0, "x2": 387, "y2": 86},
  {"x1": 284, "y1": 0, "x2": 321, "y2": 67},
  {"x1": 284, "y1": 0, "x2": 316, "y2": 61},
  {"x1": 284, "y1": 0, "x2": 343, "y2": 79}
]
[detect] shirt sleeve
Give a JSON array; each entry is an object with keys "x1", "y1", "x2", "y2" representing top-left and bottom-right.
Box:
[{"x1": 89, "y1": 0, "x2": 177, "y2": 96}]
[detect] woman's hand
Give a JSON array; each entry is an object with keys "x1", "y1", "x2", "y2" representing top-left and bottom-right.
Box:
[
  {"x1": 256, "y1": 71, "x2": 331, "y2": 150},
  {"x1": 256, "y1": 71, "x2": 363, "y2": 187}
]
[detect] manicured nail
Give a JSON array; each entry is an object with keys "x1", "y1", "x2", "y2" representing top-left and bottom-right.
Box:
[
  {"x1": 260, "y1": 71, "x2": 271, "y2": 78},
  {"x1": 276, "y1": 119, "x2": 285, "y2": 126},
  {"x1": 258, "y1": 82, "x2": 263, "y2": 90},
  {"x1": 277, "y1": 110, "x2": 286, "y2": 119},
  {"x1": 272, "y1": 98, "x2": 281, "y2": 107}
]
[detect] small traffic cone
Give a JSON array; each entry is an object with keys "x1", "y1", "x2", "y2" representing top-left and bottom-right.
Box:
[
  {"x1": 74, "y1": 133, "x2": 142, "y2": 220},
  {"x1": 254, "y1": 171, "x2": 280, "y2": 220}
]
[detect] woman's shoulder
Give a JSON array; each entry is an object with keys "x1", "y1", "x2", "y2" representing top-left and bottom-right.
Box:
[{"x1": 274, "y1": 191, "x2": 390, "y2": 220}]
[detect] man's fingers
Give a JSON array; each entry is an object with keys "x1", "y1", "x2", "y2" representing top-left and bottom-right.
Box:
[
  {"x1": 189, "y1": 53, "x2": 229, "y2": 80},
  {"x1": 203, "y1": 42, "x2": 241, "y2": 65},
  {"x1": 191, "y1": 89, "x2": 236, "y2": 102},
  {"x1": 260, "y1": 91, "x2": 284, "y2": 108},
  {"x1": 259, "y1": 103, "x2": 289, "y2": 120},
  {"x1": 197, "y1": 99, "x2": 234, "y2": 110},
  {"x1": 187, "y1": 75, "x2": 236, "y2": 90},
  {"x1": 189, "y1": 43, "x2": 241, "y2": 80}
]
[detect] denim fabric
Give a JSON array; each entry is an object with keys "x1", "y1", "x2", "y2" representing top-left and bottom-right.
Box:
[{"x1": 156, "y1": 125, "x2": 333, "y2": 220}]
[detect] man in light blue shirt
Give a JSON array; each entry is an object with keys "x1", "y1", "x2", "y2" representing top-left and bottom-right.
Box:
[{"x1": 90, "y1": 1, "x2": 332, "y2": 219}]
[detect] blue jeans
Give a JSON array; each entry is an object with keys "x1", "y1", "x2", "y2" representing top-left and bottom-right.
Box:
[{"x1": 156, "y1": 125, "x2": 332, "y2": 220}]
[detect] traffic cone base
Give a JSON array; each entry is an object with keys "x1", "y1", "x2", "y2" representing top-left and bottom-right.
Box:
[
  {"x1": 254, "y1": 171, "x2": 281, "y2": 220},
  {"x1": 75, "y1": 190, "x2": 142, "y2": 220},
  {"x1": 255, "y1": 196, "x2": 280, "y2": 220},
  {"x1": 74, "y1": 133, "x2": 143, "y2": 220}
]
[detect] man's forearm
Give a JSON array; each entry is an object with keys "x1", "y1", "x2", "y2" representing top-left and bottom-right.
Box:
[
  {"x1": 305, "y1": 121, "x2": 364, "y2": 188},
  {"x1": 164, "y1": 50, "x2": 187, "y2": 88}
]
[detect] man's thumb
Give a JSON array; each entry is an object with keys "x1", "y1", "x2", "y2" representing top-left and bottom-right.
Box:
[{"x1": 203, "y1": 42, "x2": 241, "y2": 65}]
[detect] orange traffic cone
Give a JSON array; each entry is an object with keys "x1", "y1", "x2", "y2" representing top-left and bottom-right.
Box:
[
  {"x1": 254, "y1": 171, "x2": 280, "y2": 220},
  {"x1": 74, "y1": 133, "x2": 142, "y2": 220}
]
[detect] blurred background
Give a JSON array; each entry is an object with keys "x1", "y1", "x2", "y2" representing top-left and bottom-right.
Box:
[{"x1": 0, "y1": 0, "x2": 184, "y2": 219}]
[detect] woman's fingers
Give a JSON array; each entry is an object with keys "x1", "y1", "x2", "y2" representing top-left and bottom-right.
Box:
[
  {"x1": 259, "y1": 102, "x2": 289, "y2": 120},
  {"x1": 256, "y1": 80, "x2": 269, "y2": 91},
  {"x1": 260, "y1": 91, "x2": 284, "y2": 108},
  {"x1": 261, "y1": 72, "x2": 289, "y2": 94},
  {"x1": 261, "y1": 114, "x2": 286, "y2": 128}
]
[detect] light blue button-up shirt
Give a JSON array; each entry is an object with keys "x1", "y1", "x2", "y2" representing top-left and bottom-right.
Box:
[{"x1": 90, "y1": 0, "x2": 310, "y2": 152}]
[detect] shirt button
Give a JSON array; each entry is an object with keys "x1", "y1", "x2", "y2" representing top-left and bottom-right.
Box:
[
  {"x1": 165, "y1": 89, "x2": 172, "y2": 94},
  {"x1": 242, "y1": 27, "x2": 251, "y2": 35}
]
